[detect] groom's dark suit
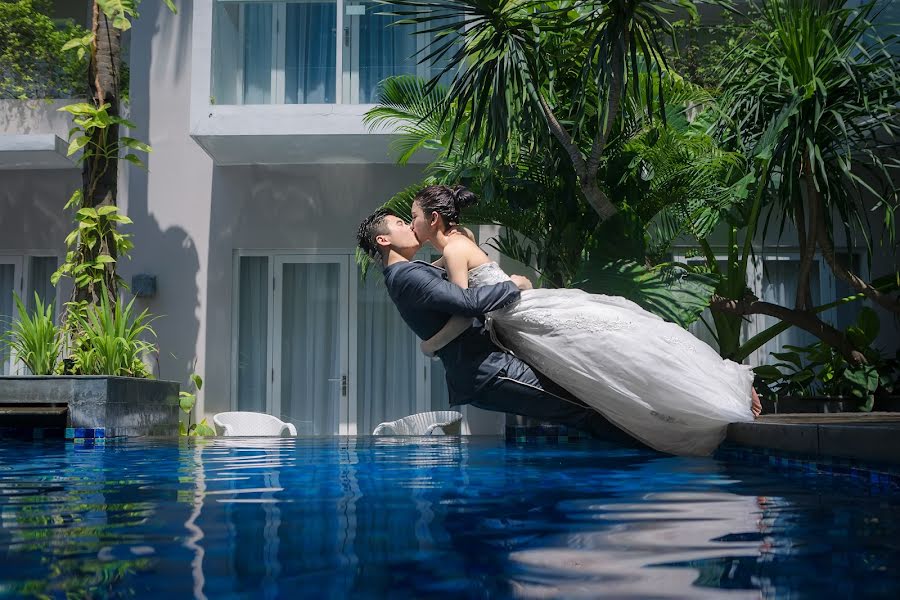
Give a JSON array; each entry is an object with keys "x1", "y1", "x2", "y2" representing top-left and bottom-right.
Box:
[{"x1": 382, "y1": 260, "x2": 634, "y2": 441}]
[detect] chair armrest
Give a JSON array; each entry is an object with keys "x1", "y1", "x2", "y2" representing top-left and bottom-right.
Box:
[
  {"x1": 282, "y1": 423, "x2": 297, "y2": 437},
  {"x1": 425, "y1": 421, "x2": 453, "y2": 435}
]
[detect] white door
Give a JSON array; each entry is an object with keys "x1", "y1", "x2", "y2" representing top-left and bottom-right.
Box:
[
  {"x1": 0, "y1": 257, "x2": 23, "y2": 375},
  {"x1": 273, "y1": 255, "x2": 350, "y2": 435}
]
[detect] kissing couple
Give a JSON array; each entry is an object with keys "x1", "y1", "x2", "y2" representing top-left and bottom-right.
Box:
[{"x1": 357, "y1": 184, "x2": 761, "y2": 456}]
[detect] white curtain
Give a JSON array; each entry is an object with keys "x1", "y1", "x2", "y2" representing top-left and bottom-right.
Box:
[
  {"x1": 237, "y1": 257, "x2": 269, "y2": 413},
  {"x1": 758, "y1": 258, "x2": 821, "y2": 363},
  {"x1": 280, "y1": 262, "x2": 341, "y2": 435},
  {"x1": 357, "y1": 1, "x2": 418, "y2": 103},
  {"x1": 242, "y1": 3, "x2": 274, "y2": 104},
  {"x1": 27, "y1": 257, "x2": 57, "y2": 312},
  {"x1": 0, "y1": 264, "x2": 14, "y2": 375},
  {"x1": 356, "y1": 272, "x2": 420, "y2": 433},
  {"x1": 286, "y1": 2, "x2": 337, "y2": 103}
]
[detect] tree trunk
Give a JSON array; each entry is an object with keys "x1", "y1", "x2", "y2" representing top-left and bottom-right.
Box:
[
  {"x1": 75, "y1": 3, "x2": 122, "y2": 305},
  {"x1": 812, "y1": 190, "x2": 900, "y2": 315},
  {"x1": 795, "y1": 160, "x2": 818, "y2": 311},
  {"x1": 710, "y1": 294, "x2": 865, "y2": 364}
]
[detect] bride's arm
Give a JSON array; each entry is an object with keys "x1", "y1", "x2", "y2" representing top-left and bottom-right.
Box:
[
  {"x1": 421, "y1": 240, "x2": 474, "y2": 356},
  {"x1": 420, "y1": 315, "x2": 473, "y2": 356}
]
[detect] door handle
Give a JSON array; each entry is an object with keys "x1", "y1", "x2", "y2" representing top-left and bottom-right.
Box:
[{"x1": 328, "y1": 375, "x2": 348, "y2": 396}]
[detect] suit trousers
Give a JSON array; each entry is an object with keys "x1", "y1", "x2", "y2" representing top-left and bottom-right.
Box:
[{"x1": 469, "y1": 357, "x2": 649, "y2": 449}]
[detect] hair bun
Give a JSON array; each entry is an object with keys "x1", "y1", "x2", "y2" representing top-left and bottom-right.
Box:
[{"x1": 451, "y1": 185, "x2": 479, "y2": 211}]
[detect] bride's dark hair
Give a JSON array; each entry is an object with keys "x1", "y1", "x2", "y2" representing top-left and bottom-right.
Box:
[{"x1": 413, "y1": 184, "x2": 478, "y2": 230}]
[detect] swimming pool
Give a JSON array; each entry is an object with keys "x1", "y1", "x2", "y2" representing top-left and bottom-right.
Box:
[{"x1": 0, "y1": 437, "x2": 897, "y2": 598}]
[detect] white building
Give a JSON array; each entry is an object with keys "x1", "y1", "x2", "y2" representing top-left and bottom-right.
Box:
[{"x1": 1, "y1": 1, "x2": 897, "y2": 436}]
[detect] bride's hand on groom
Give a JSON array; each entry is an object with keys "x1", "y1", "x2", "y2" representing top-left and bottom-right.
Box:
[{"x1": 510, "y1": 275, "x2": 533, "y2": 290}]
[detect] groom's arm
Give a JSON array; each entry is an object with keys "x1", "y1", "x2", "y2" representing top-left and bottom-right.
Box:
[{"x1": 402, "y1": 266, "x2": 520, "y2": 317}]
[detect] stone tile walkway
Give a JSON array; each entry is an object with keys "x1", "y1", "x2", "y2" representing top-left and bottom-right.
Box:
[{"x1": 727, "y1": 412, "x2": 900, "y2": 465}]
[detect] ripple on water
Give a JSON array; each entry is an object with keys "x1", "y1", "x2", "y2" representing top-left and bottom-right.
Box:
[{"x1": 0, "y1": 437, "x2": 898, "y2": 598}]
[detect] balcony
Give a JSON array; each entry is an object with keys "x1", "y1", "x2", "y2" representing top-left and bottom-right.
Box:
[
  {"x1": 191, "y1": 0, "x2": 452, "y2": 165},
  {"x1": 0, "y1": 100, "x2": 79, "y2": 170}
]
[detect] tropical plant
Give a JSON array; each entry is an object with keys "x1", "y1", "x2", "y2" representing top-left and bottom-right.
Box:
[
  {"x1": 54, "y1": 0, "x2": 177, "y2": 309},
  {"x1": 364, "y1": 72, "x2": 724, "y2": 327},
  {"x1": 178, "y1": 373, "x2": 215, "y2": 436},
  {"x1": 709, "y1": 0, "x2": 900, "y2": 364},
  {"x1": 1, "y1": 292, "x2": 62, "y2": 375},
  {"x1": 754, "y1": 308, "x2": 899, "y2": 410},
  {"x1": 377, "y1": 0, "x2": 715, "y2": 223},
  {"x1": 65, "y1": 289, "x2": 157, "y2": 377},
  {"x1": 0, "y1": 0, "x2": 88, "y2": 99}
]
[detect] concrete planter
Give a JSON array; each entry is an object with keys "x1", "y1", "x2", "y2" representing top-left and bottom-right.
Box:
[
  {"x1": 0, "y1": 376, "x2": 180, "y2": 438},
  {"x1": 763, "y1": 394, "x2": 900, "y2": 414}
]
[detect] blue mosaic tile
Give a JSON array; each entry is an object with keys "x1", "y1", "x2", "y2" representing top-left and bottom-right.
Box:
[
  {"x1": 65, "y1": 427, "x2": 75, "y2": 439},
  {"x1": 715, "y1": 443, "x2": 900, "y2": 491}
]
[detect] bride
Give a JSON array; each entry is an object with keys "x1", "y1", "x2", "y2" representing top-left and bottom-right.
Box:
[{"x1": 409, "y1": 184, "x2": 760, "y2": 456}]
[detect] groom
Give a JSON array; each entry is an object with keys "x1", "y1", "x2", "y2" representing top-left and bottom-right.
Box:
[{"x1": 357, "y1": 208, "x2": 638, "y2": 442}]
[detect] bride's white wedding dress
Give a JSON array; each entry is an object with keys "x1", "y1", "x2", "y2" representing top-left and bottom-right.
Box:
[{"x1": 470, "y1": 262, "x2": 755, "y2": 456}]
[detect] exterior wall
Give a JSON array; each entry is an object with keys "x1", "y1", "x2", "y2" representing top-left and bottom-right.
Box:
[
  {"x1": 125, "y1": 2, "x2": 428, "y2": 421},
  {"x1": 1, "y1": 1, "x2": 897, "y2": 431}
]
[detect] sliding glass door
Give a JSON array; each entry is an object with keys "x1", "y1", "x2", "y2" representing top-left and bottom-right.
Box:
[
  {"x1": 234, "y1": 251, "x2": 447, "y2": 434},
  {"x1": 274, "y1": 256, "x2": 350, "y2": 435}
]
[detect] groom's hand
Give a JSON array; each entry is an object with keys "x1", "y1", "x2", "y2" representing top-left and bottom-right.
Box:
[{"x1": 510, "y1": 275, "x2": 533, "y2": 290}]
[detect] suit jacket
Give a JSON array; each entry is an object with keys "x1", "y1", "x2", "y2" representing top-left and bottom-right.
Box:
[{"x1": 382, "y1": 260, "x2": 520, "y2": 405}]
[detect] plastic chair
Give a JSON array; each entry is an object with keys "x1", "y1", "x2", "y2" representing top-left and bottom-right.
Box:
[
  {"x1": 213, "y1": 411, "x2": 298, "y2": 437},
  {"x1": 372, "y1": 411, "x2": 463, "y2": 435}
]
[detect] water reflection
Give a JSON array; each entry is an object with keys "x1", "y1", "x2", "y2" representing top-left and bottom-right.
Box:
[{"x1": 0, "y1": 438, "x2": 898, "y2": 598}]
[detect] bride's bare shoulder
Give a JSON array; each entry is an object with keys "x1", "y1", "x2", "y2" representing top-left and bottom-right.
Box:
[{"x1": 445, "y1": 234, "x2": 489, "y2": 269}]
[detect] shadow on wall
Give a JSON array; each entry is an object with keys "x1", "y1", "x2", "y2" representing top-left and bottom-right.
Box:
[{"x1": 123, "y1": 0, "x2": 199, "y2": 386}]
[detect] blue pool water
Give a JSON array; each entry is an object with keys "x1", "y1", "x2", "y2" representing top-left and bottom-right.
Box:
[{"x1": 0, "y1": 437, "x2": 898, "y2": 599}]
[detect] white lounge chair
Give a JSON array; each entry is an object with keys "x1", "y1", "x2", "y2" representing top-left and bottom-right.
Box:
[
  {"x1": 372, "y1": 410, "x2": 463, "y2": 435},
  {"x1": 213, "y1": 411, "x2": 298, "y2": 437}
]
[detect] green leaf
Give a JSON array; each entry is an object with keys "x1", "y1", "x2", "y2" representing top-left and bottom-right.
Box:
[
  {"x1": 753, "y1": 365, "x2": 784, "y2": 380},
  {"x1": 844, "y1": 365, "x2": 879, "y2": 392},
  {"x1": 67, "y1": 136, "x2": 90, "y2": 156},
  {"x1": 58, "y1": 103, "x2": 97, "y2": 116},
  {"x1": 163, "y1": 0, "x2": 178, "y2": 15},
  {"x1": 120, "y1": 137, "x2": 152, "y2": 153},
  {"x1": 190, "y1": 373, "x2": 203, "y2": 391},
  {"x1": 122, "y1": 154, "x2": 145, "y2": 168},
  {"x1": 65, "y1": 189, "x2": 83, "y2": 210},
  {"x1": 97, "y1": 205, "x2": 119, "y2": 216},
  {"x1": 193, "y1": 419, "x2": 216, "y2": 437},
  {"x1": 179, "y1": 392, "x2": 195, "y2": 414},
  {"x1": 576, "y1": 259, "x2": 717, "y2": 328},
  {"x1": 855, "y1": 307, "x2": 879, "y2": 347}
]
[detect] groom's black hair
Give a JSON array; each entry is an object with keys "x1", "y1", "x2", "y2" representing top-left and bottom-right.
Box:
[{"x1": 357, "y1": 208, "x2": 395, "y2": 258}]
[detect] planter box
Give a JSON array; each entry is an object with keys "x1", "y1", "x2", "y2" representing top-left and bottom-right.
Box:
[
  {"x1": 763, "y1": 395, "x2": 900, "y2": 414},
  {"x1": 0, "y1": 376, "x2": 179, "y2": 438}
]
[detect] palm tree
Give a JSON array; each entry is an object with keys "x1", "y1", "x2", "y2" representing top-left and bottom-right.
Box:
[
  {"x1": 377, "y1": 0, "x2": 715, "y2": 223},
  {"x1": 364, "y1": 72, "x2": 726, "y2": 327},
  {"x1": 711, "y1": 0, "x2": 899, "y2": 363}
]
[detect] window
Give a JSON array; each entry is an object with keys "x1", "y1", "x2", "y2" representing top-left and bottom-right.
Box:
[{"x1": 211, "y1": 0, "x2": 457, "y2": 105}]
